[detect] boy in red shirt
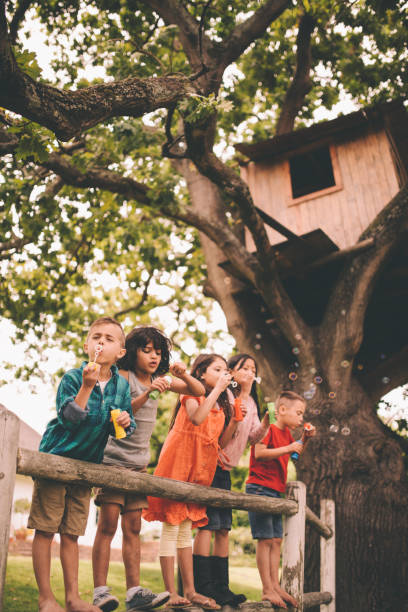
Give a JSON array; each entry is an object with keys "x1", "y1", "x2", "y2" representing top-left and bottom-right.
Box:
[{"x1": 246, "y1": 391, "x2": 313, "y2": 609}]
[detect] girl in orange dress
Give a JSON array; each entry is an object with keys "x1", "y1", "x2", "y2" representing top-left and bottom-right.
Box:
[{"x1": 143, "y1": 354, "x2": 240, "y2": 609}]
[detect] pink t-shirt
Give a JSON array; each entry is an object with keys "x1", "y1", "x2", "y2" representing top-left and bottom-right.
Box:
[{"x1": 221, "y1": 396, "x2": 269, "y2": 471}]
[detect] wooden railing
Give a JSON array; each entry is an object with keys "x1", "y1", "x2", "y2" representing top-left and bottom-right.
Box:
[{"x1": 0, "y1": 406, "x2": 335, "y2": 612}]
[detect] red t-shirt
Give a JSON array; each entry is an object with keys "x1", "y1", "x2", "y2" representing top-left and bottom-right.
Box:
[{"x1": 247, "y1": 424, "x2": 294, "y2": 493}]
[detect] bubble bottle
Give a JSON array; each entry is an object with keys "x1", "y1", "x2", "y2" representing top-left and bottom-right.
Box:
[
  {"x1": 149, "y1": 375, "x2": 172, "y2": 400},
  {"x1": 291, "y1": 422, "x2": 314, "y2": 461}
]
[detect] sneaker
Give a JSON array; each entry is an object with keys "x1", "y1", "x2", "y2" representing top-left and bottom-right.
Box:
[
  {"x1": 93, "y1": 587, "x2": 119, "y2": 612},
  {"x1": 126, "y1": 588, "x2": 170, "y2": 611}
]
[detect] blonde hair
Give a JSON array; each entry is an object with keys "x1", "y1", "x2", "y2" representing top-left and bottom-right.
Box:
[{"x1": 88, "y1": 317, "x2": 125, "y2": 347}]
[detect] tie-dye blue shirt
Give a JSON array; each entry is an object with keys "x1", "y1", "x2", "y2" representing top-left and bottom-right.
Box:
[{"x1": 39, "y1": 362, "x2": 136, "y2": 463}]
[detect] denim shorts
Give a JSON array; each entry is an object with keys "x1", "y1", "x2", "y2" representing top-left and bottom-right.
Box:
[
  {"x1": 199, "y1": 466, "x2": 232, "y2": 531},
  {"x1": 245, "y1": 483, "x2": 283, "y2": 539}
]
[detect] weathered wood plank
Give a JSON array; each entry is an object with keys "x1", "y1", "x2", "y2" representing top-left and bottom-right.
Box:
[
  {"x1": 17, "y1": 449, "x2": 298, "y2": 515},
  {"x1": 0, "y1": 406, "x2": 20, "y2": 612},
  {"x1": 305, "y1": 506, "x2": 333, "y2": 540},
  {"x1": 232, "y1": 591, "x2": 332, "y2": 610},
  {"x1": 320, "y1": 500, "x2": 336, "y2": 611},
  {"x1": 281, "y1": 481, "x2": 306, "y2": 610}
]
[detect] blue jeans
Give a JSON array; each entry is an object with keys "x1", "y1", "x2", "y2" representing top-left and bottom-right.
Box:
[{"x1": 245, "y1": 483, "x2": 283, "y2": 539}]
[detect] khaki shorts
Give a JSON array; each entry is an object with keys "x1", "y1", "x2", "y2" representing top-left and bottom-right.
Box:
[
  {"x1": 27, "y1": 478, "x2": 91, "y2": 536},
  {"x1": 94, "y1": 466, "x2": 148, "y2": 513}
]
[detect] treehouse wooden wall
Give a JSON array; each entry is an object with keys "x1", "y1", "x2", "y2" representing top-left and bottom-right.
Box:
[{"x1": 241, "y1": 128, "x2": 399, "y2": 250}]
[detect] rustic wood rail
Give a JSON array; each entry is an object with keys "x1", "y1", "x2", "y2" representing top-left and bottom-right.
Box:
[{"x1": 0, "y1": 406, "x2": 335, "y2": 612}]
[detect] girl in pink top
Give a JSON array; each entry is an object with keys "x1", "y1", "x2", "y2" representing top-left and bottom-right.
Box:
[{"x1": 193, "y1": 354, "x2": 270, "y2": 606}]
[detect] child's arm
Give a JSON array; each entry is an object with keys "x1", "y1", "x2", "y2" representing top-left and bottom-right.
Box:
[
  {"x1": 254, "y1": 440, "x2": 304, "y2": 460},
  {"x1": 118, "y1": 369, "x2": 171, "y2": 414},
  {"x1": 185, "y1": 371, "x2": 232, "y2": 426},
  {"x1": 169, "y1": 362, "x2": 205, "y2": 396}
]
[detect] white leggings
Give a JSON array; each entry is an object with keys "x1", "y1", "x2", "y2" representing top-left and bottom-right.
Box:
[{"x1": 159, "y1": 519, "x2": 193, "y2": 557}]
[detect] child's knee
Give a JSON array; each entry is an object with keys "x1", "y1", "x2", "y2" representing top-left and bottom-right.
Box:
[{"x1": 122, "y1": 512, "x2": 142, "y2": 537}]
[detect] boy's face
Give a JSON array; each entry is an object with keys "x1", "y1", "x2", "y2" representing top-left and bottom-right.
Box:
[
  {"x1": 280, "y1": 399, "x2": 305, "y2": 430},
  {"x1": 84, "y1": 322, "x2": 126, "y2": 366}
]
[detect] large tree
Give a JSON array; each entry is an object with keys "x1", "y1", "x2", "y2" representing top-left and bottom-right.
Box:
[{"x1": 1, "y1": 1, "x2": 408, "y2": 609}]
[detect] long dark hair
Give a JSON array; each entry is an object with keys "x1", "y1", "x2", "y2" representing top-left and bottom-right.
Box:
[
  {"x1": 117, "y1": 326, "x2": 171, "y2": 375},
  {"x1": 227, "y1": 353, "x2": 261, "y2": 419},
  {"x1": 169, "y1": 353, "x2": 233, "y2": 430}
]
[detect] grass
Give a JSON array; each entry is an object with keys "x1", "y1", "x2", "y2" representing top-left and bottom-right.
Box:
[{"x1": 4, "y1": 555, "x2": 262, "y2": 612}]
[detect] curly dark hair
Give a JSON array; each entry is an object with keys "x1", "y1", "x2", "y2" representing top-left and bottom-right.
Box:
[
  {"x1": 169, "y1": 353, "x2": 233, "y2": 430},
  {"x1": 227, "y1": 353, "x2": 261, "y2": 419},
  {"x1": 117, "y1": 326, "x2": 172, "y2": 375}
]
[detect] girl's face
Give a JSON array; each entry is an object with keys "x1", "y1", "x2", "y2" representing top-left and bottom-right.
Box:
[
  {"x1": 135, "y1": 341, "x2": 161, "y2": 375},
  {"x1": 232, "y1": 358, "x2": 256, "y2": 385},
  {"x1": 201, "y1": 357, "x2": 228, "y2": 389}
]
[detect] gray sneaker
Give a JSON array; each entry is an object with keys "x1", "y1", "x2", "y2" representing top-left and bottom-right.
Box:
[
  {"x1": 126, "y1": 588, "x2": 170, "y2": 611},
  {"x1": 93, "y1": 587, "x2": 119, "y2": 611}
]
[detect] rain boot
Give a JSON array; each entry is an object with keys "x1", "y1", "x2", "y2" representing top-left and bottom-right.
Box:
[
  {"x1": 211, "y1": 556, "x2": 247, "y2": 606},
  {"x1": 193, "y1": 554, "x2": 216, "y2": 600}
]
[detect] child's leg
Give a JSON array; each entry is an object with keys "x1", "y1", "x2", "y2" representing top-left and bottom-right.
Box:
[
  {"x1": 160, "y1": 522, "x2": 190, "y2": 606},
  {"x1": 32, "y1": 530, "x2": 64, "y2": 612},
  {"x1": 213, "y1": 530, "x2": 229, "y2": 557},
  {"x1": 121, "y1": 509, "x2": 142, "y2": 589},
  {"x1": 192, "y1": 528, "x2": 212, "y2": 555},
  {"x1": 256, "y1": 539, "x2": 287, "y2": 608},
  {"x1": 92, "y1": 502, "x2": 121, "y2": 588},
  {"x1": 61, "y1": 533, "x2": 101, "y2": 612},
  {"x1": 269, "y1": 538, "x2": 298, "y2": 607}
]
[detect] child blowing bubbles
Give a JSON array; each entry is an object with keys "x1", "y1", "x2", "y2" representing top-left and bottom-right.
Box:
[
  {"x1": 143, "y1": 354, "x2": 241, "y2": 610},
  {"x1": 28, "y1": 317, "x2": 135, "y2": 612},
  {"x1": 92, "y1": 326, "x2": 205, "y2": 612},
  {"x1": 246, "y1": 391, "x2": 315, "y2": 610}
]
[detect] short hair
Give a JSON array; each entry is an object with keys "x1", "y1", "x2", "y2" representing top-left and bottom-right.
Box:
[
  {"x1": 276, "y1": 390, "x2": 306, "y2": 411},
  {"x1": 117, "y1": 326, "x2": 171, "y2": 374},
  {"x1": 88, "y1": 317, "x2": 125, "y2": 347}
]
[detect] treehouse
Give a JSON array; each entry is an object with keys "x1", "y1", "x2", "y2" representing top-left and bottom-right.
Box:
[{"x1": 227, "y1": 100, "x2": 408, "y2": 386}]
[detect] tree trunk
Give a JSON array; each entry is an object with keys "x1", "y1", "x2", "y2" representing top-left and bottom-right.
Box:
[{"x1": 180, "y1": 163, "x2": 408, "y2": 612}]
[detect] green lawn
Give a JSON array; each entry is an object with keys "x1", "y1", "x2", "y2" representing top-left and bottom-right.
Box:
[{"x1": 4, "y1": 556, "x2": 262, "y2": 611}]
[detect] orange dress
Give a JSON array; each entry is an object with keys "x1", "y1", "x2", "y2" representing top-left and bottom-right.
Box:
[{"x1": 143, "y1": 395, "x2": 225, "y2": 527}]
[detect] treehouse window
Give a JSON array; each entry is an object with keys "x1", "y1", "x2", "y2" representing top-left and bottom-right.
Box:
[{"x1": 289, "y1": 146, "x2": 336, "y2": 199}]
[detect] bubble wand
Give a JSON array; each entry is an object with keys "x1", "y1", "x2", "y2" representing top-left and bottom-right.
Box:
[{"x1": 88, "y1": 344, "x2": 103, "y2": 369}]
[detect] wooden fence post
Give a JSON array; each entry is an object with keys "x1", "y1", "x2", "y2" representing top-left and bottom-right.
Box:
[
  {"x1": 281, "y1": 480, "x2": 306, "y2": 611},
  {"x1": 0, "y1": 405, "x2": 20, "y2": 612},
  {"x1": 320, "y1": 499, "x2": 335, "y2": 612}
]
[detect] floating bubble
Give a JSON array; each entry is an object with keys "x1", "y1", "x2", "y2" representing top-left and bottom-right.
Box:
[
  {"x1": 292, "y1": 347, "x2": 300, "y2": 355},
  {"x1": 255, "y1": 333, "x2": 262, "y2": 339},
  {"x1": 310, "y1": 367, "x2": 317, "y2": 375},
  {"x1": 329, "y1": 424, "x2": 339, "y2": 433},
  {"x1": 255, "y1": 376, "x2": 262, "y2": 384},
  {"x1": 341, "y1": 427, "x2": 351, "y2": 436},
  {"x1": 254, "y1": 344, "x2": 261, "y2": 350},
  {"x1": 341, "y1": 309, "x2": 346, "y2": 316},
  {"x1": 357, "y1": 364, "x2": 364, "y2": 370},
  {"x1": 304, "y1": 390, "x2": 315, "y2": 400},
  {"x1": 231, "y1": 381, "x2": 238, "y2": 388},
  {"x1": 341, "y1": 360, "x2": 350, "y2": 368},
  {"x1": 334, "y1": 380, "x2": 341, "y2": 387},
  {"x1": 314, "y1": 376, "x2": 323, "y2": 385},
  {"x1": 295, "y1": 333, "x2": 302, "y2": 340},
  {"x1": 382, "y1": 376, "x2": 390, "y2": 384},
  {"x1": 288, "y1": 372, "x2": 298, "y2": 381},
  {"x1": 313, "y1": 408, "x2": 321, "y2": 415},
  {"x1": 264, "y1": 396, "x2": 271, "y2": 402},
  {"x1": 328, "y1": 391, "x2": 336, "y2": 399},
  {"x1": 294, "y1": 361, "x2": 300, "y2": 368}
]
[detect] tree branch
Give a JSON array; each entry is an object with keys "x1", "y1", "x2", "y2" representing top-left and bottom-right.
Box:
[
  {"x1": 9, "y1": 0, "x2": 33, "y2": 44},
  {"x1": 275, "y1": 13, "x2": 315, "y2": 135},
  {"x1": 320, "y1": 183, "x2": 408, "y2": 368},
  {"x1": 0, "y1": 5, "x2": 194, "y2": 140},
  {"x1": 359, "y1": 346, "x2": 408, "y2": 404},
  {"x1": 114, "y1": 271, "x2": 154, "y2": 318}
]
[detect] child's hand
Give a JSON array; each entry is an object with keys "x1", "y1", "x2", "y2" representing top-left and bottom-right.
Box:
[
  {"x1": 288, "y1": 441, "x2": 304, "y2": 455},
  {"x1": 170, "y1": 362, "x2": 187, "y2": 377},
  {"x1": 115, "y1": 410, "x2": 131, "y2": 428},
  {"x1": 150, "y1": 376, "x2": 172, "y2": 394},
  {"x1": 215, "y1": 371, "x2": 233, "y2": 392},
  {"x1": 82, "y1": 363, "x2": 100, "y2": 388},
  {"x1": 232, "y1": 368, "x2": 254, "y2": 392}
]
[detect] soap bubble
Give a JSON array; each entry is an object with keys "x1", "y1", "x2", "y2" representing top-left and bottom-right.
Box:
[
  {"x1": 357, "y1": 364, "x2": 364, "y2": 370},
  {"x1": 334, "y1": 380, "x2": 341, "y2": 387},
  {"x1": 254, "y1": 344, "x2": 261, "y2": 350},
  {"x1": 255, "y1": 333, "x2": 262, "y2": 339},
  {"x1": 304, "y1": 390, "x2": 315, "y2": 400},
  {"x1": 314, "y1": 376, "x2": 323, "y2": 385},
  {"x1": 382, "y1": 376, "x2": 390, "y2": 384},
  {"x1": 341, "y1": 427, "x2": 351, "y2": 436},
  {"x1": 264, "y1": 396, "x2": 271, "y2": 402},
  {"x1": 341, "y1": 309, "x2": 346, "y2": 315},
  {"x1": 313, "y1": 408, "x2": 321, "y2": 415},
  {"x1": 255, "y1": 376, "x2": 262, "y2": 384},
  {"x1": 310, "y1": 367, "x2": 317, "y2": 375},
  {"x1": 288, "y1": 372, "x2": 298, "y2": 381},
  {"x1": 231, "y1": 381, "x2": 238, "y2": 388},
  {"x1": 341, "y1": 360, "x2": 350, "y2": 368},
  {"x1": 292, "y1": 347, "x2": 300, "y2": 355},
  {"x1": 328, "y1": 391, "x2": 336, "y2": 399},
  {"x1": 295, "y1": 333, "x2": 302, "y2": 340},
  {"x1": 329, "y1": 424, "x2": 339, "y2": 433},
  {"x1": 294, "y1": 361, "x2": 299, "y2": 368}
]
